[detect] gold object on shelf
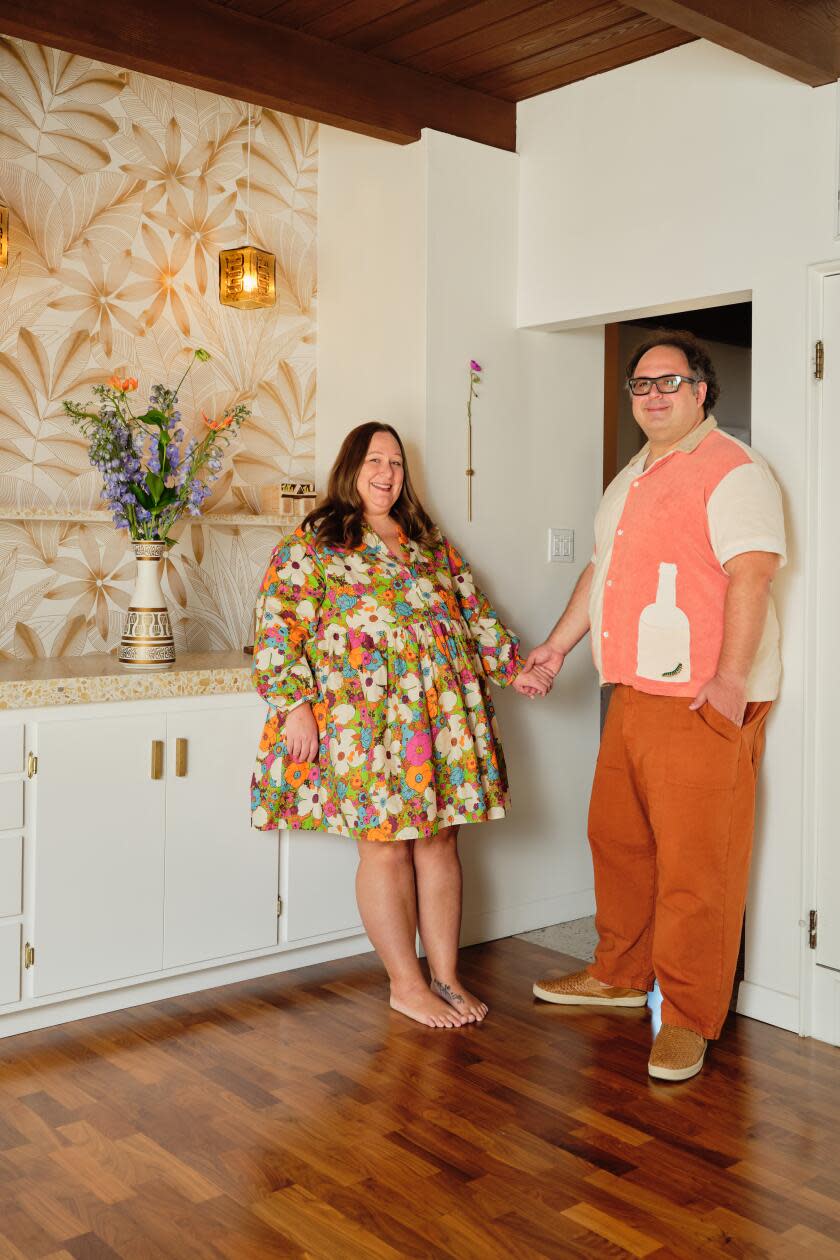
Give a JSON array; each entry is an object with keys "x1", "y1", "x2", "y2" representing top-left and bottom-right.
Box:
[
  {"x1": 26, "y1": 752, "x2": 38, "y2": 779},
  {"x1": 243, "y1": 600, "x2": 257, "y2": 656},
  {"x1": 219, "y1": 245, "x2": 276, "y2": 309},
  {"x1": 175, "y1": 737, "x2": 188, "y2": 778},
  {"x1": 150, "y1": 740, "x2": 164, "y2": 780},
  {"x1": 0, "y1": 205, "x2": 8, "y2": 269}
]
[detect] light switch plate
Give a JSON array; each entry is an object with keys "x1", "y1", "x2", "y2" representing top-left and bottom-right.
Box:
[{"x1": 548, "y1": 527, "x2": 574, "y2": 563}]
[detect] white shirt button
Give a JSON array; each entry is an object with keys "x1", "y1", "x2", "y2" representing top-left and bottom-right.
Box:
[
  {"x1": 617, "y1": 529, "x2": 624, "y2": 536},
  {"x1": 603, "y1": 630, "x2": 609, "y2": 638},
  {"x1": 607, "y1": 579, "x2": 613, "y2": 587},
  {"x1": 633, "y1": 480, "x2": 640, "y2": 488}
]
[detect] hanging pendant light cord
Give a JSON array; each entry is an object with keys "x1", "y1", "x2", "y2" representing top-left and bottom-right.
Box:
[{"x1": 245, "y1": 102, "x2": 252, "y2": 241}]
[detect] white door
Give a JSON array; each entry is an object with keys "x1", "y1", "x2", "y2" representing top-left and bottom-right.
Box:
[
  {"x1": 162, "y1": 703, "x2": 279, "y2": 968},
  {"x1": 815, "y1": 271, "x2": 840, "y2": 978},
  {"x1": 33, "y1": 715, "x2": 166, "y2": 996}
]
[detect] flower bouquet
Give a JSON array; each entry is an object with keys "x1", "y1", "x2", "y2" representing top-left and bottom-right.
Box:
[{"x1": 63, "y1": 349, "x2": 250, "y2": 668}]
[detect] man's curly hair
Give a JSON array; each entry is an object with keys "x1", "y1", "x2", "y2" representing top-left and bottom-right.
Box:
[{"x1": 626, "y1": 329, "x2": 719, "y2": 418}]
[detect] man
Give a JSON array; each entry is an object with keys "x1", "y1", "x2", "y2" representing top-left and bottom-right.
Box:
[{"x1": 521, "y1": 331, "x2": 785, "y2": 1081}]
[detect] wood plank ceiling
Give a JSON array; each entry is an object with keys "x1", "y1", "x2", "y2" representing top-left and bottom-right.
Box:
[
  {"x1": 214, "y1": 0, "x2": 696, "y2": 102},
  {"x1": 2, "y1": 0, "x2": 839, "y2": 150}
]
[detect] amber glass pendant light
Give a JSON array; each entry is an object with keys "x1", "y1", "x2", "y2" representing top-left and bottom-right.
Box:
[{"x1": 219, "y1": 104, "x2": 276, "y2": 309}]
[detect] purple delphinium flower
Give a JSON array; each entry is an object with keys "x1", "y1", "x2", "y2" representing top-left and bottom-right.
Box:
[{"x1": 64, "y1": 350, "x2": 250, "y2": 543}]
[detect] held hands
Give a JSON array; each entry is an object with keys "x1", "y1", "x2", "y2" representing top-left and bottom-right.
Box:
[
  {"x1": 689, "y1": 672, "x2": 747, "y2": 727},
  {"x1": 284, "y1": 701, "x2": 320, "y2": 762},
  {"x1": 513, "y1": 642, "x2": 567, "y2": 699}
]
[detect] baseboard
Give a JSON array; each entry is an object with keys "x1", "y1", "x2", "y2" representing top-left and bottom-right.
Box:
[
  {"x1": 736, "y1": 980, "x2": 799, "y2": 1033},
  {"x1": 460, "y1": 888, "x2": 596, "y2": 949},
  {"x1": 2, "y1": 890, "x2": 598, "y2": 1042},
  {"x1": 0, "y1": 933, "x2": 374, "y2": 1041}
]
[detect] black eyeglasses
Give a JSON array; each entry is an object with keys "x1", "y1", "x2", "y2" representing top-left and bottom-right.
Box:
[{"x1": 627, "y1": 373, "x2": 701, "y2": 396}]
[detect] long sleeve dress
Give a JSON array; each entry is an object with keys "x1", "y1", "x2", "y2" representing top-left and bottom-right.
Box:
[{"x1": 251, "y1": 523, "x2": 522, "y2": 840}]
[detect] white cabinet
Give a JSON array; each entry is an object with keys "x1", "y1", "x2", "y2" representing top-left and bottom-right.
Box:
[
  {"x1": 32, "y1": 702, "x2": 279, "y2": 997},
  {"x1": 33, "y1": 715, "x2": 167, "y2": 996},
  {"x1": 0, "y1": 689, "x2": 369, "y2": 1037},
  {"x1": 0, "y1": 720, "x2": 25, "y2": 1006},
  {"x1": 0, "y1": 922, "x2": 20, "y2": 1005},
  {"x1": 284, "y1": 830, "x2": 362, "y2": 942},
  {"x1": 0, "y1": 835, "x2": 22, "y2": 918},
  {"x1": 163, "y1": 706, "x2": 278, "y2": 968}
]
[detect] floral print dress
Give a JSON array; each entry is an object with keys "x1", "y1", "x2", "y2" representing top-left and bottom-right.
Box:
[{"x1": 251, "y1": 523, "x2": 522, "y2": 840}]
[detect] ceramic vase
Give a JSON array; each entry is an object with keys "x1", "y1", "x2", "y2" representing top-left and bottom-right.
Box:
[{"x1": 119, "y1": 541, "x2": 176, "y2": 669}]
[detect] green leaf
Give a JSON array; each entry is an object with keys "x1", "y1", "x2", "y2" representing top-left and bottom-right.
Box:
[
  {"x1": 130, "y1": 483, "x2": 153, "y2": 510},
  {"x1": 136, "y1": 408, "x2": 170, "y2": 428},
  {"x1": 145, "y1": 471, "x2": 164, "y2": 503}
]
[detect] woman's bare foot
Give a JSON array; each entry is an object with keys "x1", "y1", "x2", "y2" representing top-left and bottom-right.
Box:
[
  {"x1": 431, "y1": 977, "x2": 488, "y2": 1023},
  {"x1": 390, "y1": 982, "x2": 468, "y2": 1028}
]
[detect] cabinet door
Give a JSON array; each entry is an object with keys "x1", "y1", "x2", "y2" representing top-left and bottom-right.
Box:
[
  {"x1": 0, "y1": 922, "x2": 21, "y2": 1005},
  {"x1": 34, "y1": 715, "x2": 165, "y2": 996},
  {"x1": 163, "y1": 704, "x2": 278, "y2": 968},
  {"x1": 284, "y1": 830, "x2": 363, "y2": 942}
]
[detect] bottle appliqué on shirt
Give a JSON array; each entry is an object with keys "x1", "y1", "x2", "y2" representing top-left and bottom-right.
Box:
[{"x1": 636, "y1": 562, "x2": 691, "y2": 682}]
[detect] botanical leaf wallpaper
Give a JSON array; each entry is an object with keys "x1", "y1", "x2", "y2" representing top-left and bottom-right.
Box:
[{"x1": 0, "y1": 35, "x2": 316, "y2": 658}]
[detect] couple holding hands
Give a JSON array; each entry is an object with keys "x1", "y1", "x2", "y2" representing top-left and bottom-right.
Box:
[{"x1": 252, "y1": 331, "x2": 786, "y2": 1081}]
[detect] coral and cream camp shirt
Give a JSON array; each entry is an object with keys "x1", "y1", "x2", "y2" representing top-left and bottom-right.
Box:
[{"x1": 589, "y1": 417, "x2": 786, "y2": 701}]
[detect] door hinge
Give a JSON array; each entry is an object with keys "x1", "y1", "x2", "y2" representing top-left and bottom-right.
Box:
[
  {"x1": 26, "y1": 752, "x2": 37, "y2": 779},
  {"x1": 809, "y1": 909, "x2": 818, "y2": 950},
  {"x1": 276, "y1": 896, "x2": 283, "y2": 916},
  {"x1": 23, "y1": 942, "x2": 35, "y2": 969},
  {"x1": 815, "y1": 340, "x2": 825, "y2": 380}
]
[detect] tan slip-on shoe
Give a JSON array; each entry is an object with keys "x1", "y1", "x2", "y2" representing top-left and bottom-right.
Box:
[
  {"x1": 532, "y1": 969, "x2": 648, "y2": 1007},
  {"x1": 648, "y1": 1024, "x2": 707, "y2": 1081}
]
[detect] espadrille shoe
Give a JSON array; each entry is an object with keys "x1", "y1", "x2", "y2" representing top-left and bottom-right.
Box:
[
  {"x1": 532, "y1": 969, "x2": 648, "y2": 1007},
  {"x1": 648, "y1": 1024, "x2": 707, "y2": 1081}
]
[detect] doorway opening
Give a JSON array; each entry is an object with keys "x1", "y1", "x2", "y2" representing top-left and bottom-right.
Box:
[{"x1": 602, "y1": 301, "x2": 752, "y2": 489}]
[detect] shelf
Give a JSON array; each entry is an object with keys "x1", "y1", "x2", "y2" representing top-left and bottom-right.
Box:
[{"x1": 0, "y1": 509, "x2": 308, "y2": 526}]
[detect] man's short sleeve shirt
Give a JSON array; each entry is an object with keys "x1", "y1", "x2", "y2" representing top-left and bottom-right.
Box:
[{"x1": 589, "y1": 417, "x2": 786, "y2": 701}]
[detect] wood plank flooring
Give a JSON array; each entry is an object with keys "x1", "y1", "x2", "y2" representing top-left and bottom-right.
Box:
[{"x1": 1, "y1": 937, "x2": 839, "y2": 1259}]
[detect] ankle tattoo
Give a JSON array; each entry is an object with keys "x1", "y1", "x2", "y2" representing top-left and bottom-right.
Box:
[{"x1": 432, "y1": 979, "x2": 464, "y2": 1005}]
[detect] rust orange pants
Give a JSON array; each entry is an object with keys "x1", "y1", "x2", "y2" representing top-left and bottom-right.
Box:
[{"x1": 587, "y1": 685, "x2": 771, "y2": 1040}]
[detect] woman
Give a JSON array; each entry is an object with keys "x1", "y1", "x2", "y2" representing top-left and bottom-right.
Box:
[{"x1": 251, "y1": 423, "x2": 546, "y2": 1029}]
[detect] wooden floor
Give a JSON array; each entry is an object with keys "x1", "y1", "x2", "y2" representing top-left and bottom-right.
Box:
[{"x1": 1, "y1": 939, "x2": 840, "y2": 1260}]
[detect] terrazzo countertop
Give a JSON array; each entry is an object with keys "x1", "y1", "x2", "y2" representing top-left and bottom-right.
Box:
[{"x1": 0, "y1": 651, "x2": 254, "y2": 710}]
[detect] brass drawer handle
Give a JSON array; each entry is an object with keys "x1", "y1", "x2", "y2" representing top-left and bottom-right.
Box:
[
  {"x1": 151, "y1": 740, "x2": 164, "y2": 780},
  {"x1": 175, "y1": 738, "x2": 187, "y2": 778}
]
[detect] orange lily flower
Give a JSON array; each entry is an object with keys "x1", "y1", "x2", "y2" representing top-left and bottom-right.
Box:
[
  {"x1": 201, "y1": 410, "x2": 234, "y2": 431},
  {"x1": 107, "y1": 375, "x2": 138, "y2": 392}
]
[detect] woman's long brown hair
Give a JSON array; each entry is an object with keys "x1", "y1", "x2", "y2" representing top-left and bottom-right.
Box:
[{"x1": 302, "y1": 422, "x2": 437, "y2": 549}]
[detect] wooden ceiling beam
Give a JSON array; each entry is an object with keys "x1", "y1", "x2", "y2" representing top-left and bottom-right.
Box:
[
  {"x1": 630, "y1": 0, "x2": 840, "y2": 87},
  {"x1": 0, "y1": 0, "x2": 516, "y2": 149}
]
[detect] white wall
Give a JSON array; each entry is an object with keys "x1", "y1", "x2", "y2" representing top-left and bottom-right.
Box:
[
  {"x1": 317, "y1": 126, "x2": 428, "y2": 497},
  {"x1": 518, "y1": 39, "x2": 838, "y2": 1029},
  {"x1": 423, "y1": 131, "x2": 601, "y2": 942},
  {"x1": 317, "y1": 126, "x2": 603, "y2": 946}
]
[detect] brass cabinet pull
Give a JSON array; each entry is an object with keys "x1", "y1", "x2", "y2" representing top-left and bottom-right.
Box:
[
  {"x1": 151, "y1": 740, "x2": 164, "y2": 780},
  {"x1": 175, "y1": 738, "x2": 187, "y2": 778}
]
